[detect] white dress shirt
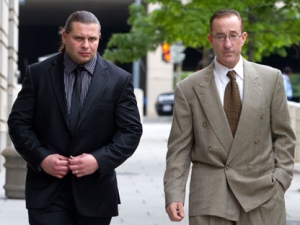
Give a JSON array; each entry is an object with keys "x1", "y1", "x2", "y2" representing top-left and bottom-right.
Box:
[{"x1": 213, "y1": 56, "x2": 244, "y2": 105}]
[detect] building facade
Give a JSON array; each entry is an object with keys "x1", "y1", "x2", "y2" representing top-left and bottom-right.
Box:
[{"x1": 0, "y1": 0, "x2": 19, "y2": 172}]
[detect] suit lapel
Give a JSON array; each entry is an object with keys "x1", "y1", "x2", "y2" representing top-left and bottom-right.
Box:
[
  {"x1": 227, "y1": 60, "x2": 262, "y2": 164},
  {"x1": 50, "y1": 53, "x2": 109, "y2": 134},
  {"x1": 76, "y1": 55, "x2": 109, "y2": 130},
  {"x1": 194, "y1": 64, "x2": 233, "y2": 153},
  {"x1": 49, "y1": 54, "x2": 70, "y2": 128}
]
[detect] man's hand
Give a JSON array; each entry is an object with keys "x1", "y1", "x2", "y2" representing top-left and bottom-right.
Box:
[
  {"x1": 68, "y1": 153, "x2": 99, "y2": 178},
  {"x1": 166, "y1": 202, "x2": 185, "y2": 222},
  {"x1": 40, "y1": 154, "x2": 69, "y2": 178}
]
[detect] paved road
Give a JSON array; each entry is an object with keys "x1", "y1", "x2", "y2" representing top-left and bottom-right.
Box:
[{"x1": 0, "y1": 119, "x2": 299, "y2": 224}]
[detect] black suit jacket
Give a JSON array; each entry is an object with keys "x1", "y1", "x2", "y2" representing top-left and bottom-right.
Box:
[{"x1": 8, "y1": 52, "x2": 143, "y2": 217}]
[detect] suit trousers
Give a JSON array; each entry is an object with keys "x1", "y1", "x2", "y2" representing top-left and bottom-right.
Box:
[
  {"x1": 28, "y1": 174, "x2": 112, "y2": 225},
  {"x1": 189, "y1": 181, "x2": 286, "y2": 225}
]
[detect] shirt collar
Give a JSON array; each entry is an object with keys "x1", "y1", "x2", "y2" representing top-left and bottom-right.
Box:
[
  {"x1": 63, "y1": 51, "x2": 97, "y2": 75},
  {"x1": 214, "y1": 56, "x2": 244, "y2": 80}
]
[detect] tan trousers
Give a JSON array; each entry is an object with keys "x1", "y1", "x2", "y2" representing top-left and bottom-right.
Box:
[{"x1": 189, "y1": 181, "x2": 286, "y2": 225}]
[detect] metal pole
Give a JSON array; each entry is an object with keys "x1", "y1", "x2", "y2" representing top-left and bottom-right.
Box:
[
  {"x1": 133, "y1": 0, "x2": 141, "y2": 88},
  {"x1": 175, "y1": 63, "x2": 182, "y2": 85},
  {"x1": 133, "y1": 59, "x2": 140, "y2": 88}
]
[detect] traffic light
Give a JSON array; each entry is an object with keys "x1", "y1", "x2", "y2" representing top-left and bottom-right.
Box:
[
  {"x1": 161, "y1": 43, "x2": 171, "y2": 63},
  {"x1": 171, "y1": 43, "x2": 186, "y2": 64}
]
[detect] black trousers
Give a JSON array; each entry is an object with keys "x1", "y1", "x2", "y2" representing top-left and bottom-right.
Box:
[{"x1": 28, "y1": 174, "x2": 112, "y2": 225}]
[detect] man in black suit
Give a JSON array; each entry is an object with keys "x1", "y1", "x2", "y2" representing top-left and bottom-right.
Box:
[{"x1": 8, "y1": 10, "x2": 142, "y2": 225}]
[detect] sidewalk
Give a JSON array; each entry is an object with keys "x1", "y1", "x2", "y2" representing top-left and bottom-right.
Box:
[{"x1": 0, "y1": 119, "x2": 299, "y2": 225}]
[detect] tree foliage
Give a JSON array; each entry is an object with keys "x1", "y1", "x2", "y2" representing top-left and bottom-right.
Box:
[{"x1": 103, "y1": 0, "x2": 300, "y2": 64}]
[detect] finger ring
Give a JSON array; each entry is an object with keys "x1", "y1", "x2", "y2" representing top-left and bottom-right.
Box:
[{"x1": 75, "y1": 170, "x2": 78, "y2": 174}]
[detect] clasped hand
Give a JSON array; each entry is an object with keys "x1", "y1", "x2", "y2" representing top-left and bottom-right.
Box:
[
  {"x1": 166, "y1": 202, "x2": 185, "y2": 222},
  {"x1": 40, "y1": 153, "x2": 99, "y2": 178}
]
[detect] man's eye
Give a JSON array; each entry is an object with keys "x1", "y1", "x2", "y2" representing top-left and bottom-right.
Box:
[{"x1": 216, "y1": 36, "x2": 225, "y2": 40}]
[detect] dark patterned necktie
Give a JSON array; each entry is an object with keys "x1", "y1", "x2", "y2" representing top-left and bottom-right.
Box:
[
  {"x1": 70, "y1": 67, "x2": 83, "y2": 133},
  {"x1": 224, "y1": 70, "x2": 241, "y2": 136}
]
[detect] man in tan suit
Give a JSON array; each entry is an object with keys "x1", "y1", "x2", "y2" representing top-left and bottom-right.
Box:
[{"x1": 164, "y1": 9, "x2": 295, "y2": 225}]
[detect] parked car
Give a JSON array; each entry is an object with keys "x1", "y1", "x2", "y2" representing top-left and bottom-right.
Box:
[{"x1": 155, "y1": 92, "x2": 174, "y2": 116}]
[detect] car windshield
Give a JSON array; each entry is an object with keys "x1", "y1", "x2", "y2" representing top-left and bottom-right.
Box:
[{"x1": 158, "y1": 94, "x2": 174, "y2": 102}]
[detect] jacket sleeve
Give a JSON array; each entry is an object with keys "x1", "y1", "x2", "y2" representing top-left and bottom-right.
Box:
[
  {"x1": 271, "y1": 70, "x2": 296, "y2": 190},
  {"x1": 8, "y1": 66, "x2": 52, "y2": 173},
  {"x1": 90, "y1": 72, "x2": 143, "y2": 176},
  {"x1": 163, "y1": 83, "x2": 192, "y2": 206}
]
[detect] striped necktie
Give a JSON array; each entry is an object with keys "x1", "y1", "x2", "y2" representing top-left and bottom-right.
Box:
[{"x1": 70, "y1": 67, "x2": 83, "y2": 133}]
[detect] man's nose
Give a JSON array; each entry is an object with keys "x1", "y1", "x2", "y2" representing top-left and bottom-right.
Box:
[
  {"x1": 82, "y1": 39, "x2": 89, "y2": 48},
  {"x1": 223, "y1": 37, "x2": 233, "y2": 47}
]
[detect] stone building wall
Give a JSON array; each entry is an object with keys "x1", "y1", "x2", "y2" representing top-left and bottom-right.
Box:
[{"x1": 0, "y1": 0, "x2": 19, "y2": 172}]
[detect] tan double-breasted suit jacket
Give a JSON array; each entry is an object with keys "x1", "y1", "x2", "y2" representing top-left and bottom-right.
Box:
[{"x1": 164, "y1": 58, "x2": 295, "y2": 221}]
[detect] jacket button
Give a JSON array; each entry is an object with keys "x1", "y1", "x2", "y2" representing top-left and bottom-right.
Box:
[
  {"x1": 254, "y1": 139, "x2": 260, "y2": 144},
  {"x1": 247, "y1": 164, "x2": 252, "y2": 170},
  {"x1": 225, "y1": 165, "x2": 230, "y2": 170},
  {"x1": 203, "y1": 122, "x2": 207, "y2": 127},
  {"x1": 208, "y1": 146, "x2": 213, "y2": 152}
]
